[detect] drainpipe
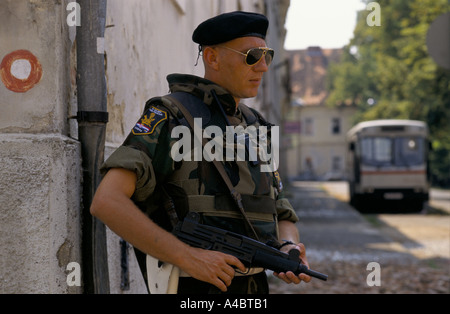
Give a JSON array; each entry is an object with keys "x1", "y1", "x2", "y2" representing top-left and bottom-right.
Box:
[{"x1": 76, "y1": 0, "x2": 110, "y2": 294}]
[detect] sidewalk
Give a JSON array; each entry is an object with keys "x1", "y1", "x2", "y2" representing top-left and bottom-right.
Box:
[
  {"x1": 268, "y1": 181, "x2": 449, "y2": 294},
  {"x1": 428, "y1": 188, "x2": 450, "y2": 214},
  {"x1": 320, "y1": 181, "x2": 450, "y2": 215},
  {"x1": 283, "y1": 181, "x2": 414, "y2": 263}
]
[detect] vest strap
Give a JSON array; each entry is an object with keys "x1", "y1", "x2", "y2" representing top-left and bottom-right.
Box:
[
  {"x1": 187, "y1": 195, "x2": 276, "y2": 222},
  {"x1": 164, "y1": 93, "x2": 260, "y2": 240}
]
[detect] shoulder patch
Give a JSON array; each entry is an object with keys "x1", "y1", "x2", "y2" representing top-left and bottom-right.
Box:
[
  {"x1": 273, "y1": 171, "x2": 283, "y2": 193},
  {"x1": 132, "y1": 106, "x2": 168, "y2": 135}
]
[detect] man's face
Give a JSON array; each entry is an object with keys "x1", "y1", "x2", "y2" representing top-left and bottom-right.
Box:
[{"x1": 214, "y1": 37, "x2": 270, "y2": 103}]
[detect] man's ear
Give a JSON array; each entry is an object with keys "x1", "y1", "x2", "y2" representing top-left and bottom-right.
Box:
[{"x1": 203, "y1": 46, "x2": 220, "y2": 71}]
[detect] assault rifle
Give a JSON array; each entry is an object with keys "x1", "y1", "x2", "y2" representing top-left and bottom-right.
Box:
[{"x1": 173, "y1": 212, "x2": 328, "y2": 281}]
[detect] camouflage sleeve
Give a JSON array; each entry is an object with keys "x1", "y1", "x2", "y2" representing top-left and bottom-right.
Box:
[
  {"x1": 100, "y1": 102, "x2": 173, "y2": 202},
  {"x1": 276, "y1": 198, "x2": 299, "y2": 223},
  {"x1": 273, "y1": 171, "x2": 299, "y2": 223},
  {"x1": 100, "y1": 146, "x2": 156, "y2": 202}
]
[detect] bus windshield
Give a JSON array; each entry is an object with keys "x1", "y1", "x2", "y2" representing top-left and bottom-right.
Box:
[{"x1": 360, "y1": 136, "x2": 425, "y2": 167}]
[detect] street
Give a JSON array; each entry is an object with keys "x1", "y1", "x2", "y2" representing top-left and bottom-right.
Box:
[{"x1": 269, "y1": 181, "x2": 450, "y2": 294}]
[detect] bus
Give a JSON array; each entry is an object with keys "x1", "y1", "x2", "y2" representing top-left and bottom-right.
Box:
[{"x1": 346, "y1": 120, "x2": 431, "y2": 212}]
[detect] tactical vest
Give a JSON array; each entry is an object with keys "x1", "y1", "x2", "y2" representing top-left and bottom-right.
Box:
[{"x1": 135, "y1": 91, "x2": 280, "y2": 244}]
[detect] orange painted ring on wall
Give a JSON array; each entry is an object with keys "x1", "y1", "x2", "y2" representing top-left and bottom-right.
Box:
[{"x1": 0, "y1": 50, "x2": 42, "y2": 93}]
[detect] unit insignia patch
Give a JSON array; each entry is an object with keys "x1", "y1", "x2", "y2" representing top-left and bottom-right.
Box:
[{"x1": 132, "y1": 106, "x2": 168, "y2": 135}]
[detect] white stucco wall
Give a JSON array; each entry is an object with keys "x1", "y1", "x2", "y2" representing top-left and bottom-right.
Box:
[
  {"x1": 0, "y1": 134, "x2": 82, "y2": 293},
  {"x1": 102, "y1": 0, "x2": 269, "y2": 294},
  {"x1": 0, "y1": 0, "x2": 80, "y2": 293},
  {"x1": 0, "y1": 0, "x2": 288, "y2": 294}
]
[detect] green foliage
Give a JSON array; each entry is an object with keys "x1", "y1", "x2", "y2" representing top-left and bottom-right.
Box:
[{"x1": 326, "y1": 0, "x2": 450, "y2": 186}]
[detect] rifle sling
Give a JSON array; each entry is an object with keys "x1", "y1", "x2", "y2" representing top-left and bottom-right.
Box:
[{"x1": 165, "y1": 94, "x2": 260, "y2": 241}]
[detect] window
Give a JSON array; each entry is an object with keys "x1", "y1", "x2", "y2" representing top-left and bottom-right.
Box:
[
  {"x1": 361, "y1": 137, "x2": 392, "y2": 166},
  {"x1": 394, "y1": 137, "x2": 424, "y2": 166},
  {"x1": 332, "y1": 118, "x2": 341, "y2": 135},
  {"x1": 304, "y1": 118, "x2": 314, "y2": 136},
  {"x1": 332, "y1": 156, "x2": 342, "y2": 171},
  {"x1": 360, "y1": 136, "x2": 425, "y2": 167}
]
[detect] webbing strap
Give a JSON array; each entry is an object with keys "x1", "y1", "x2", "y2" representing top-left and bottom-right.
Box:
[
  {"x1": 186, "y1": 195, "x2": 276, "y2": 222},
  {"x1": 165, "y1": 94, "x2": 260, "y2": 241}
]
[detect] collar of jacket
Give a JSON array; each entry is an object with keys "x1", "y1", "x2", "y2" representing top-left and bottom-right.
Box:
[{"x1": 166, "y1": 74, "x2": 237, "y2": 115}]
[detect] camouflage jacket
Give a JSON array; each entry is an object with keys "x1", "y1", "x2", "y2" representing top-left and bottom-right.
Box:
[{"x1": 101, "y1": 74, "x2": 298, "y2": 243}]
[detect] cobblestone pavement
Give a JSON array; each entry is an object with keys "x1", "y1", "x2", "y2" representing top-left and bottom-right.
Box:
[
  {"x1": 268, "y1": 258, "x2": 449, "y2": 294},
  {"x1": 269, "y1": 182, "x2": 450, "y2": 294}
]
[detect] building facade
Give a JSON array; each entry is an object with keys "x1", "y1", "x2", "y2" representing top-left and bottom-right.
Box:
[
  {"x1": 285, "y1": 47, "x2": 357, "y2": 180},
  {"x1": 0, "y1": 0, "x2": 290, "y2": 293}
]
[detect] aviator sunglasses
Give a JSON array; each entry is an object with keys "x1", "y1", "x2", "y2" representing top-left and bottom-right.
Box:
[{"x1": 219, "y1": 46, "x2": 275, "y2": 66}]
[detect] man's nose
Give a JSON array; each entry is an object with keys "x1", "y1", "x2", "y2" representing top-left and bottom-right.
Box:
[{"x1": 253, "y1": 56, "x2": 269, "y2": 72}]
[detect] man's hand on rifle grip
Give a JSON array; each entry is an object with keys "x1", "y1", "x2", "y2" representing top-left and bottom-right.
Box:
[{"x1": 273, "y1": 243, "x2": 312, "y2": 284}]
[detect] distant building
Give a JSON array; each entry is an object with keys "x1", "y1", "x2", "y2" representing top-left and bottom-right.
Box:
[{"x1": 284, "y1": 47, "x2": 357, "y2": 180}]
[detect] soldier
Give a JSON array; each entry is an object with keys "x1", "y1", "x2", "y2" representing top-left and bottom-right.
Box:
[{"x1": 91, "y1": 11, "x2": 311, "y2": 294}]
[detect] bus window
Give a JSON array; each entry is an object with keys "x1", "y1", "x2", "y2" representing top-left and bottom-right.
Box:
[
  {"x1": 394, "y1": 137, "x2": 424, "y2": 166},
  {"x1": 360, "y1": 136, "x2": 425, "y2": 167},
  {"x1": 361, "y1": 137, "x2": 392, "y2": 166}
]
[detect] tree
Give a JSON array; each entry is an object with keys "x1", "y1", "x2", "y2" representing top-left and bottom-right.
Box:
[{"x1": 327, "y1": 0, "x2": 450, "y2": 186}]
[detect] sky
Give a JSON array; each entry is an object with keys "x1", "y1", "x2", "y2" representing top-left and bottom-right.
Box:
[{"x1": 284, "y1": 0, "x2": 367, "y2": 50}]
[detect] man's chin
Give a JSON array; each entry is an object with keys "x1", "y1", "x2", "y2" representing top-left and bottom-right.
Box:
[{"x1": 240, "y1": 90, "x2": 259, "y2": 100}]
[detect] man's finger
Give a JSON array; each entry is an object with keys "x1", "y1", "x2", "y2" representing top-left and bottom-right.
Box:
[{"x1": 225, "y1": 255, "x2": 246, "y2": 273}]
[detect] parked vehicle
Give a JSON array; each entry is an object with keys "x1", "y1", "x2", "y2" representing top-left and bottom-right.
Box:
[{"x1": 346, "y1": 120, "x2": 431, "y2": 212}]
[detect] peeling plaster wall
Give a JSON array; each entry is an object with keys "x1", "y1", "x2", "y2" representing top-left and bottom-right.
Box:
[
  {"x1": 104, "y1": 0, "x2": 264, "y2": 148},
  {"x1": 0, "y1": 0, "x2": 71, "y2": 135},
  {"x1": 0, "y1": 134, "x2": 81, "y2": 294},
  {"x1": 0, "y1": 0, "x2": 287, "y2": 294},
  {"x1": 0, "y1": 1, "x2": 81, "y2": 293},
  {"x1": 103, "y1": 0, "x2": 267, "y2": 294}
]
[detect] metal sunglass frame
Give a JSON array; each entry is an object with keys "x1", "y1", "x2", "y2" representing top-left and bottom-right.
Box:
[{"x1": 219, "y1": 46, "x2": 275, "y2": 66}]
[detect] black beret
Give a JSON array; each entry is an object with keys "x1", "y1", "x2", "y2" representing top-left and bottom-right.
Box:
[{"x1": 192, "y1": 11, "x2": 269, "y2": 46}]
